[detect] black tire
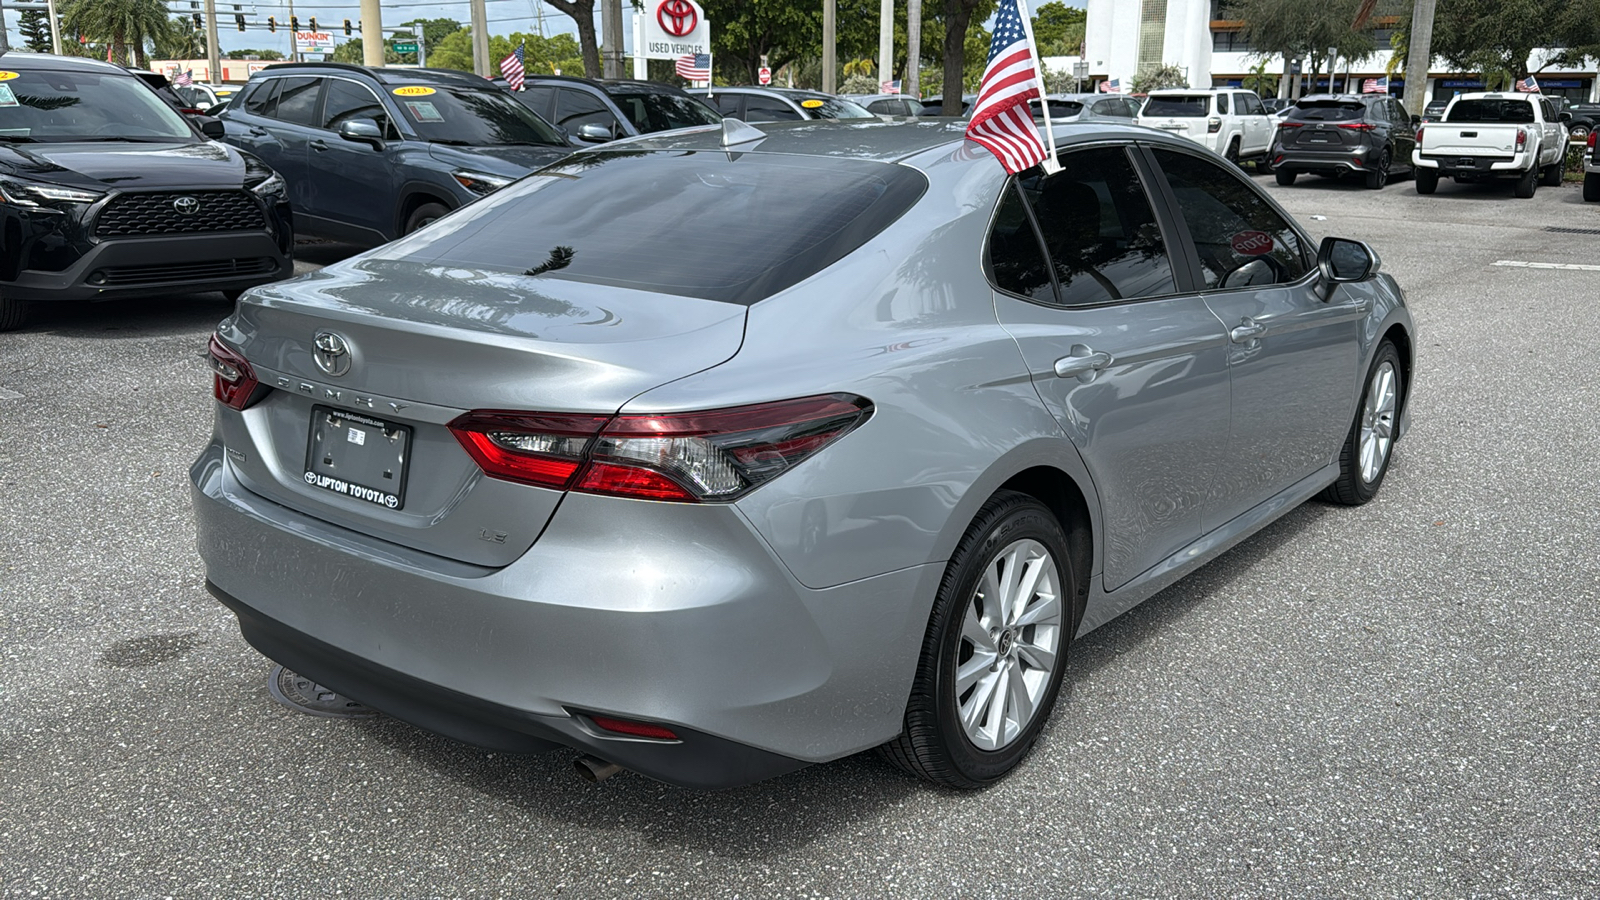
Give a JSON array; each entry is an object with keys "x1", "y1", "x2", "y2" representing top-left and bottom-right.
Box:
[
  {"x1": 1320, "y1": 341, "x2": 1404, "y2": 506},
  {"x1": 881, "y1": 490, "x2": 1076, "y2": 789},
  {"x1": 1541, "y1": 161, "x2": 1564, "y2": 187},
  {"x1": 1514, "y1": 166, "x2": 1537, "y2": 198},
  {"x1": 403, "y1": 202, "x2": 450, "y2": 235},
  {"x1": 1364, "y1": 150, "x2": 1390, "y2": 190},
  {"x1": 1571, "y1": 124, "x2": 1591, "y2": 142},
  {"x1": 0, "y1": 294, "x2": 29, "y2": 332},
  {"x1": 1585, "y1": 171, "x2": 1600, "y2": 202},
  {"x1": 1224, "y1": 138, "x2": 1242, "y2": 167},
  {"x1": 1415, "y1": 168, "x2": 1438, "y2": 194},
  {"x1": 1275, "y1": 168, "x2": 1298, "y2": 186}
]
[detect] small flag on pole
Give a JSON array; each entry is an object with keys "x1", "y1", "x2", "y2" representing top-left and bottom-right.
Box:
[
  {"x1": 1098, "y1": 78, "x2": 1121, "y2": 94},
  {"x1": 500, "y1": 43, "x2": 526, "y2": 91},
  {"x1": 965, "y1": 0, "x2": 1052, "y2": 175},
  {"x1": 1362, "y1": 76, "x2": 1388, "y2": 94},
  {"x1": 174, "y1": 69, "x2": 194, "y2": 86},
  {"x1": 675, "y1": 53, "x2": 711, "y2": 81},
  {"x1": 880, "y1": 79, "x2": 901, "y2": 95},
  {"x1": 1515, "y1": 75, "x2": 1540, "y2": 93}
]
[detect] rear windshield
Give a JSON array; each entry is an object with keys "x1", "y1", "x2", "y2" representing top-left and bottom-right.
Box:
[
  {"x1": 1031, "y1": 99, "x2": 1084, "y2": 118},
  {"x1": 609, "y1": 91, "x2": 720, "y2": 133},
  {"x1": 0, "y1": 69, "x2": 194, "y2": 141},
  {"x1": 385, "y1": 151, "x2": 927, "y2": 305},
  {"x1": 1446, "y1": 99, "x2": 1536, "y2": 124},
  {"x1": 1143, "y1": 96, "x2": 1209, "y2": 117},
  {"x1": 1288, "y1": 102, "x2": 1365, "y2": 122},
  {"x1": 792, "y1": 96, "x2": 875, "y2": 120},
  {"x1": 389, "y1": 85, "x2": 566, "y2": 147}
]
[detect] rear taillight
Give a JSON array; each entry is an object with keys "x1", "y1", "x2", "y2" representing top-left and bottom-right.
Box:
[
  {"x1": 1587, "y1": 131, "x2": 1595, "y2": 150},
  {"x1": 1336, "y1": 122, "x2": 1375, "y2": 131},
  {"x1": 1516, "y1": 129, "x2": 1528, "y2": 151},
  {"x1": 449, "y1": 394, "x2": 872, "y2": 503},
  {"x1": 588, "y1": 715, "x2": 679, "y2": 741},
  {"x1": 1415, "y1": 126, "x2": 1424, "y2": 143},
  {"x1": 208, "y1": 334, "x2": 260, "y2": 410},
  {"x1": 1207, "y1": 116, "x2": 1221, "y2": 134},
  {"x1": 1278, "y1": 121, "x2": 1305, "y2": 129}
]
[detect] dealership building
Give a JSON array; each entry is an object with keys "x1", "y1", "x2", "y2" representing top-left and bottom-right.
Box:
[{"x1": 1082, "y1": 0, "x2": 1599, "y2": 102}]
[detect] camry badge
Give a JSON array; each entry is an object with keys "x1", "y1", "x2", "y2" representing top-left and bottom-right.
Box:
[
  {"x1": 173, "y1": 195, "x2": 201, "y2": 215},
  {"x1": 313, "y1": 331, "x2": 353, "y2": 377}
]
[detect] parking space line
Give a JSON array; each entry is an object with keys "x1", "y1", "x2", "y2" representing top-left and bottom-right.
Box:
[{"x1": 1492, "y1": 260, "x2": 1600, "y2": 272}]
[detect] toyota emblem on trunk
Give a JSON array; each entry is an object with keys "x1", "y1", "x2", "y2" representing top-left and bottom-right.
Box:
[
  {"x1": 313, "y1": 331, "x2": 353, "y2": 377},
  {"x1": 173, "y1": 195, "x2": 201, "y2": 215}
]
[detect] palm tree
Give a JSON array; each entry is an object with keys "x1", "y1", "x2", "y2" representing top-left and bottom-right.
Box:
[
  {"x1": 150, "y1": 17, "x2": 207, "y2": 62},
  {"x1": 60, "y1": 0, "x2": 168, "y2": 68}
]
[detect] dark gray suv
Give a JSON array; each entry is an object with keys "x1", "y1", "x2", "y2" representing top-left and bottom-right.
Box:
[
  {"x1": 502, "y1": 76, "x2": 721, "y2": 145},
  {"x1": 220, "y1": 64, "x2": 571, "y2": 246}
]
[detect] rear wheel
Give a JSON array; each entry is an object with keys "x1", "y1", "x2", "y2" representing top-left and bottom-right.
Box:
[
  {"x1": 0, "y1": 294, "x2": 28, "y2": 332},
  {"x1": 1275, "y1": 168, "x2": 1298, "y2": 186},
  {"x1": 1224, "y1": 137, "x2": 1241, "y2": 167},
  {"x1": 403, "y1": 202, "x2": 450, "y2": 235},
  {"x1": 1571, "y1": 124, "x2": 1592, "y2": 142},
  {"x1": 1541, "y1": 160, "x2": 1564, "y2": 186},
  {"x1": 1321, "y1": 341, "x2": 1403, "y2": 506},
  {"x1": 1415, "y1": 168, "x2": 1439, "y2": 194},
  {"x1": 1364, "y1": 150, "x2": 1391, "y2": 190},
  {"x1": 881, "y1": 490, "x2": 1074, "y2": 789},
  {"x1": 1514, "y1": 166, "x2": 1538, "y2": 198},
  {"x1": 1585, "y1": 171, "x2": 1600, "y2": 202}
]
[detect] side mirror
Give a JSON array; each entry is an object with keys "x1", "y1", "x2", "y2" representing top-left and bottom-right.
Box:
[
  {"x1": 1560, "y1": 111, "x2": 1573, "y2": 123},
  {"x1": 1318, "y1": 236, "x2": 1380, "y2": 287},
  {"x1": 1410, "y1": 114, "x2": 1421, "y2": 127},
  {"x1": 339, "y1": 118, "x2": 385, "y2": 150},
  {"x1": 196, "y1": 116, "x2": 225, "y2": 139},
  {"x1": 577, "y1": 123, "x2": 614, "y2": 143}
]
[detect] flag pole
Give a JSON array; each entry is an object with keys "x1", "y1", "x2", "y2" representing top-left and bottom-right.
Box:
[{"x1": 1014, "y1": 0, "x2": 1061, "y2": 174}]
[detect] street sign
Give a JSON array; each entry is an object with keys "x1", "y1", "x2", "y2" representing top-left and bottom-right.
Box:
[
  {"x1": 758, "y1": 66, "x2": 771, "y2": 85},
  {"x1": 639, "y1": 0, "x2": 709, "y2": 61},
  {"x1": 393, "y1": 42, "x2": 417, "y2": 53}
]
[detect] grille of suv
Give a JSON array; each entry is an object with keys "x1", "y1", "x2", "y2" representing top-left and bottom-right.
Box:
[
  {"x1": 96, "y1": 191, "x2": 267, "y2": 237},
  {"x1": 94, "y1": 257, "x2": 277, "y2": 286}
]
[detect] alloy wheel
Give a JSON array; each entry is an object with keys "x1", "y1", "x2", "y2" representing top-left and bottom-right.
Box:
[
  {"x1": 954, "y1": 538, "x2": 1063, "y2": 751},
  {"x1": 1359, "y1": 360, "x2": 1397, "y2": 483}
]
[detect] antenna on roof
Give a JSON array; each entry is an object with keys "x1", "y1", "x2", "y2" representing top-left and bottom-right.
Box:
[{"x1": 720, "y1": 118, "x2": 766, "y2": 147}]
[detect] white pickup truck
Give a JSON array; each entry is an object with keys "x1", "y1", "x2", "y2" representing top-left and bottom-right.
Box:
[
  {"x1": 1136, "y1": 88, "x2": 1275, "y2": 167},
  {"x1": 1412, "y1": 92, "x2": 1569, "y2": 197}
]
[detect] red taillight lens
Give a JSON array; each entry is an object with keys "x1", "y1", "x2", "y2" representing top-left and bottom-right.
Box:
[
  {"x1": 450, "y1": 394, "x2": 873, "y2": 502},
  {"x1": 1278, "y1": 121, "x2": 1305, "y2": 129},
  {"x1": 448, "y1": 412, "x2": 610, "y2": 489},
  {"x1": 589, "y1": 715, "x2": 679, "y2": 741},
  {"x1": 1516, "y1": 129, "x2": 1528, "y2": 151},
  {"x1": 208, "y1": 334, "x2": 260, "y2": 410},
  {"x1": 1587, "y1": 130, "x2": 1595, "y2": 150},
  {"x1": 1336, "y1": 122, "x2": 1375, "y2": 131}
]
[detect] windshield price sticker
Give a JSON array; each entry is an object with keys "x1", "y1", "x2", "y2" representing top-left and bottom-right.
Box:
[
  {"x1": 0, "y1": 86, "x2": 17, "y2": 108},
  {"x1": 801, "y1": 99, "x2": 825, "y2": 109},
  {"x1": 0, "y1": 72, "x2": 17, "y2": 82},
  {"x1": 404, "y1": 101, "x2": 443, "y2": 122},
  {"x1": 393, "y1": 86, "x2": 436, "y2": 96}
]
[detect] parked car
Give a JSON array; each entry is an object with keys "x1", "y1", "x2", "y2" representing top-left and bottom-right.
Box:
[
  {"x1": 1029, "y1": 92, "x2": 1141, "y2": 123},
  {"x1": 1271, "y1": 93, "x2": 1418, "y2": 189},
  {"x1": 1584, "y1": 130, "x2": 1598, "y2": 201},
  {"x1": 194, "y1": 119, "x2": 1414, "y2": 791},
  {"x1": 0, "y1": 52, "x2": 292, "y2": 331},
  {"x1": 850, "y1": 93, "x2": 927, "y2": 116},
  {"x1": 220, "y1": 63, "x2": 570, "y2": 246},
  {"x1": 1421, "y1": 99, "x2": 1449, "y2": 123},
  {"x1": 1564, "y1": 101, "x2": 1600, "y2": 141},
  {"x1": 175, "y1": 82, "x2": 219, "y2": 110},
  {"x1": 129, "y1": 69, "x2": 207, "y2": 116},
  {"x1": 1262, "y1": 97, "x2": 1292, "y2": 115},
  {"x1": 502, "y1": 75, "x2": 720, "y2": 145},
  {"x1": 1413, "y1": 92, "x2": 1569, "y2": 197},
  {"x1": 917, "y1": 94, "x2": 977, "y2": 116},
  {"x1": 1137, "y1": 88, "x2": 1275, "y2": 166},
  {"x1": 688, "y1": 87, "x2": 875, "y2": 122}
]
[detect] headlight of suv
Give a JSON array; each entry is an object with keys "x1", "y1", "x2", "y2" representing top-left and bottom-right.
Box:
[
  {"x1": 451, "y1": 169, "x2": 514, "y2": 196},
  {"x1": 248, "y1": 170, "x2": 286, "y2": 197},
  {"x1": 242, "y1": 155, "x2": 286, "y2": 197},
  {"x1": 0, "y1": 176, "x2": 105, "y2": 211}
]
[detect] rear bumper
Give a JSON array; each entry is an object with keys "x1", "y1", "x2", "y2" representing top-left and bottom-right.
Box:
[
  {"x1": 1272, "y1": 147, "x2": 1373, "y2": 173},
  {"x1": 190, "y1": 440, "x2": 936, "y2": 789},
  {"x1": 5, "y1": 231, "x2": 292, "y2": 303},
  {"x1": 1412, "y1": 151, "x2": 1530, "y2": 178}
]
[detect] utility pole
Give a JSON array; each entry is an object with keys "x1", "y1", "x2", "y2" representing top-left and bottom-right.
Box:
[
  {"x1": 203, "y1": 0, "x2": 222, "y2": 83},
  {"x1": 360, "y1": 0, "x2": 383, "y2": 66},
  {"x1": 45, "y1": 0, "x2": 62, "y2": 54},
  {"x1": 1402, "y1": 0, "x2": 1436, "y2": 117},
  {"x1": 906, "y1": 0, "x2": 921, "y2": 100},
  {"x1": 877, "y1": 0, "x2": 893, "y2": 92},
  {"x1": 288, "y1": 0, "x2": 298, "y2": 62},
  {"x1": 0, "y1": 0, "x2": 10, "y2": 54},
  {"x1": 601, "y1": 0, "x2": 623, "y2": 78},
  {"x1": 822, "y1": 0, "x2": 836, "y2": 94},
  {"x1": 469, "y1": 0, "x2": 489, "y2": 77}
]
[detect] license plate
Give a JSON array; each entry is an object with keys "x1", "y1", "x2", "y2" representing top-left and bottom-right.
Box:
[{"x1": 303, "y1": 406, "x2": 411, "y2": 509}]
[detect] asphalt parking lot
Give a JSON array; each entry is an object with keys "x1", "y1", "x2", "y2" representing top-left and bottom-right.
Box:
[{"x1": 2, "y1": 173, "x2": 1598, "y2": 899}]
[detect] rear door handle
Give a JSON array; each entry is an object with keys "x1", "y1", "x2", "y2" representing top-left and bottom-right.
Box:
[
  {"x1": 247, "y1": 127, "x2": 269, "y2": 137},
  {"x1": 1230, "y1": 318, "x2": 1267, "y2": 343},
  {"x1": 1054, "y1": 347, "x2": 1113, "y2": 378},
  {"x1": 310, "y1": 139, "x2": 329, "y2": 151}
]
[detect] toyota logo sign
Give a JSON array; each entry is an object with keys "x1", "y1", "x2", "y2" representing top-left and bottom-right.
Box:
[
  {"x1": 657, "y1": 0, "x2": 697, "y2": 37},
  {"x1": 313, "y1": 330, "x2": 353, "y2": 377},
  {"x1": 172, "y1": 195, "x2": 201, "y2": 216}
]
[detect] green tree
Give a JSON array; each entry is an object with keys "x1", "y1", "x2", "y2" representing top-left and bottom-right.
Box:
[
  {"x1": 60, "y1": 0, "x2": 167, "y2": 67},
  {"x1": 19, "y1": 9, "x2": 54, "y2": 53},
  {"x1": 543, "y1": 0, "x2": 600, "y2": 77},
  {"x1": 1131, "y1": 63, "x2": 1188, "y2": 93},
  {"x1": 1422, "y1": 0, "x2": 1577, "y2": 82},
  {"x1": 937, "y1": 0, "x2": 995, "y2": 113},
  {"x1": 386, "y1": 18, "x2": 463, "y2": 64},
  {"x1": 428, "y1": 31, "x2": 585, "y2": 78},
  {"x1": 1224, "y1": 0, "x2": 1397, "y2": 88},
  {"x1": 331, "y1": 38, "x2": 401, "y2": 65},
  {"x1": 224, "y1": 49, "x2": 284, "y2": 60},
  {"x1": 702, "y1": 0, "x2": 818, "y2": 84},
  {"x1": 1031, "y1": 1, "x2": 1086, "y2": 56},
  {"x1": 150, "y1": 16, "x2": 206, "y2": 60}
]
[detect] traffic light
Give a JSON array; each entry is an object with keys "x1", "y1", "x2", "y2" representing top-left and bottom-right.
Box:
[
  {"x1": 342, "y1": 19, "x2": 352, "y2": 36},
  {"x1": 267, "y1": 15, "x2": 275, "y2": 32},
  {"x1": 307, "y1": 17, "x2": 316, "y2": 31},
  {"x1": 289, "y1": 16, "x2": 299, "y2": 32},
  {"x1": 192, "y1": 12, "x2": 202, "y2": 29},
  {"x1": 234, "y1": 13, "x2": 245, "y2": 32}
]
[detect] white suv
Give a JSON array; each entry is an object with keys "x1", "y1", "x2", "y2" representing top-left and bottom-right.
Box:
[{"x1": 1137, "y1": 89, "x2": 1275, "y2": 166}]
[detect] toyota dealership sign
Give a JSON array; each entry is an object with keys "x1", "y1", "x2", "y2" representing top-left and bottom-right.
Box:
[{"x1": 639, "y1": 0, "x2": 709, "y2": 60}]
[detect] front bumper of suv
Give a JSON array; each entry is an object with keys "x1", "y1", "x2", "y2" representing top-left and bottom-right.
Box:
[
  {"x1": 4, "y1": 231, "x2": 292, "y2": 302},
  {"x1": 190, "y1": 440, "x2": 937, "y2": 789}
]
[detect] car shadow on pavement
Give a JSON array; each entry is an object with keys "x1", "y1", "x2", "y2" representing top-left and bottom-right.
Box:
[
  {"x1": 19, "y1": 291, "x2": 235, "y2": 338},
  {"x1": 332, "y1": 500, "x2": 1335, "y2": 857}
]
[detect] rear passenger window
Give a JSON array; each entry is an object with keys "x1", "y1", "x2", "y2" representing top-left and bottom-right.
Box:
[
  {"x1": 1016, "y1": 146, "x2": 1177, "y2": 306},
  {"x1": 1216, "y1": 93, "x2": 1229, "y2": 115},
  {"x1": 987, "y1": 184, "x2": 1054, "y2": 302},
  {"x1": 520, "y1": 86, "x2": 556, "y2": 119},
  {"x1": 272, "y1": 76, "x2": 322, "y2": 126},
  {"x1": 241, "y1": 80, "x2": 278, "y2": 116},
  {"x1": 744, "y1": 98, "x2": 803, "y2": 122},
  {"x1": 1152, "y1": 148, "x2": 1310, "y2": 290}
]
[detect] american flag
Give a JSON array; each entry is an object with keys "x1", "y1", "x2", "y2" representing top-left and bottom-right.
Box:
[
  {"x1": 174, "y1": 69, "x2": 194, "y2": 86},
  {"x1": 500, "y1": 43, "x2": 526, "y2": 91},
  {"x1": 880, "y1": 79, "x2": 901, "y2": 95},
  {"x1": 1515, "y1": 75, "x2": 1540, "y2": 93},
  {"x1": 676, "y1": 53, "x2": 711, "y2": 81},
  {"x1": 1362, "y1": 76, "x2": 1388, "y2": 94},
  {"x1": 1098, "y1": 78, "x2": 1121, "y2": 94},
  {"x1": 965, "y1": 0, "x2": 1049, "y2": 174}
]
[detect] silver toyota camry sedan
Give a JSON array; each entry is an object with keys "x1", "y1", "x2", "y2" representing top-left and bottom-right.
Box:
[{"x1": 192, "y1": 119, "x2": 1415, "y2": 790}]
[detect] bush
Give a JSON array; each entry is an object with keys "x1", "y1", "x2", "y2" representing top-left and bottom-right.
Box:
[
  {"x1": 1131, "y1": 64, "x2": 1188, "y2": 94},
  {"x1": 1565, "y1": 143, "x2": 1586, "y2": 181},
  {"x1": 839, "y1": 73, "x2": 880, "y2": 95}
]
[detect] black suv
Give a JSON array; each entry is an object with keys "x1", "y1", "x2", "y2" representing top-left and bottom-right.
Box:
[
  {"x1": 687, "y1": 87, "x2": 876, "y2": 122},
  {"x1": 502, "y1": 75, "x2": 720, "y2": 145},
  {"x1": 1272, "y1": 94, "x2": 1419, "y2": 190},
  {"x1": 1565, "y1": 102, "x2": 1600, "y2": 141},
  {"x1": 220, "y1": 64, "x2": 571, "y2": 246},
  {"x1": 0, "y1": 52, "x2": 292, "y2": 331}
]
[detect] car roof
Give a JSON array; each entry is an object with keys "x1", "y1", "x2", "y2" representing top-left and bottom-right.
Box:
[
  {"x1": 855, "y1": 94, "x2": 922, "y2": 104},
  {"x1": 521, "y1": 74, "x2": 690, "y2": 96},
  {"x1": 247, "y1": 63, "x2": 493, "y2": 87},
  {"x1": 692, "y1": 86, "x2": 836, "y2": 101},
  {"x1": 0, "y1": 49, "x2": 133, "y2": 74},
  {"x1": 1296, "y1": 94, "x2": 1375, "y2": 104},
  {"x1": 1147, "y1": 88, "x2": 1231, "y2": 95}
]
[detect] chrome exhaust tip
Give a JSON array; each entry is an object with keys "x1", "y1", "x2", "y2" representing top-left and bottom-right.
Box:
[{"x1": 573, "y1": 754, "x2": 625, "y2": 783}]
